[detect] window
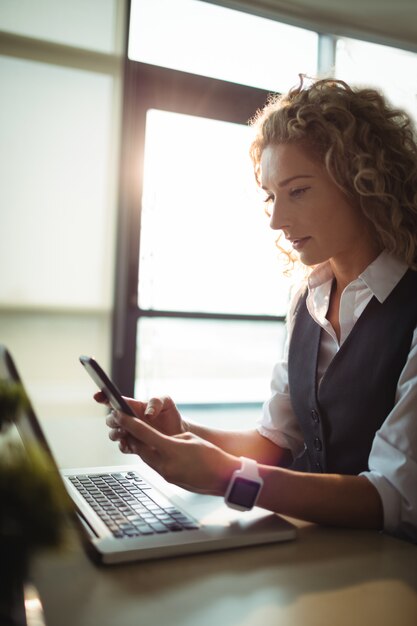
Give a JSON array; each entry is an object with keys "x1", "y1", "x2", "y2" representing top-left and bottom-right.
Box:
[
  {"x1": 129, "y1": 0, "x2": 318, "y2": 92},
  {"x1": 335, "y1": 37, "x2": 417, "y2": 119},
  {"x1": 139, "y1": 109, "x2": 286, "y2": 317},
  {"x1": 112, "y1": 1, "x2": 319, "y2": 419}
]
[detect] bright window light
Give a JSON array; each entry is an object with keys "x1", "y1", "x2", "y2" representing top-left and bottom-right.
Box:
[
  {"x1": 139, "y1": 109, "x2": 291, "y2": 316},
  {"x1": 336, "y1": 37, "x2": 417, "y2": 120},
  {"x1": 135, "y1": 317, "x2": 286, "y2": 405},
  {"x1": 129, "y1": 0, "x2": 318, "y2": 91}
]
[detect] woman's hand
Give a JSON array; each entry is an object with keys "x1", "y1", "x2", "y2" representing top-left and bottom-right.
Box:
[
  {"x1": 106, "y1": 410, "x2": 240, "y2": 496},
  {"x1": 95, "y1": 392, "x2": 187, "y2": 436}
]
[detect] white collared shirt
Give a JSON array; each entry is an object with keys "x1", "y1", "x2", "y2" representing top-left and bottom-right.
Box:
[{"x1": 257, "y1": 250, "x2": 417, "y2": 541}]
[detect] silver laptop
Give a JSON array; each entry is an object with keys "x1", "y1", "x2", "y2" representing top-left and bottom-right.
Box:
[{"x1": 0, "y1": 345, "x2": 296, "y2": 564}]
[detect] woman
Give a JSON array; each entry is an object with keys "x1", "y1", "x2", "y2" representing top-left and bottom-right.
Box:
[{"x1": 102, "y1": 77, "x2": 417, "y2": 541}]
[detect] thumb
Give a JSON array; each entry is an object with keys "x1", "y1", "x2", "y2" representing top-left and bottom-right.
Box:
[{"x1": 123, "y1": 397, "x2": 148, "y2": 418}]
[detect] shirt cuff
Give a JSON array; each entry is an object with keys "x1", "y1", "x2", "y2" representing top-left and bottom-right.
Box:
[
  {"x1": 360, "y1": 470, "x2": 401, "y2": 535},
  {"x1": 256, "y1": 424, "x2": 303, "y2": 458}
]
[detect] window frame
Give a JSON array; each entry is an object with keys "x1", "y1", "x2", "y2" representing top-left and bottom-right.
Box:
[{"x1": 111, "y1": 59, "x2": 286, "y2": 396}]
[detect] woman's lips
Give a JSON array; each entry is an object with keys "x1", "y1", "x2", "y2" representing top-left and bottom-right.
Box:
[{"x1": 291, "y1": 237, "x2": 311, "y2": 251}]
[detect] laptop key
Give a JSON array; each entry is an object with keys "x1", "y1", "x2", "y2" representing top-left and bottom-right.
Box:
[
  {"x1": 135, "y1": 524, "x2": 154, "y2": 535},
  {"x1": 126, "y1": 515, "x2": 143, "y2": 523},
  {"x1": 150, "y1": 523, "x2": 169, "y2": 533},
  {"x1": 164, "y1": 522, "x2": 184, "y2": 531},
  {"x1": 145, "y1": 489, "x2": 173, "y2": 508},
  {"x1": 124, "y1": 529, "x2": 141, "y2": 537},
  {"x1": 170, "y1": 511, "x2": 196, "y2": 523},
  {"x1": 182, "y1": 522, "x2": 200, "y2": 530}
]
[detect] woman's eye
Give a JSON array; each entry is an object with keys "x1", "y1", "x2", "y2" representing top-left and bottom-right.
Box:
[
  {"x1": 290, "y1": 186, "x2": 309, "y2": 199},
  {"x1": 261, "y1": 194, "x2": 273, "y2": 217}
]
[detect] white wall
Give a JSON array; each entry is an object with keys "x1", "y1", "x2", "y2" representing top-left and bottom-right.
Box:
[{"x1": 0, "y1": 0, "x2": 126, "y2": 419}]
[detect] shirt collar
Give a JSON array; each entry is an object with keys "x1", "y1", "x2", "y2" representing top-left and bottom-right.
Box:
[
  {"x1": 307, "y1": 250, "x2": 408, "y2": 303},
  {"x1": 359, "y1": 250, "x2": 408, "y2": 303}
]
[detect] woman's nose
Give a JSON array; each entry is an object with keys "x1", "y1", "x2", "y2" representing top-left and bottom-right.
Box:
[{"x1": 269, "y1": 200, "x2": 289, "y2": 231}]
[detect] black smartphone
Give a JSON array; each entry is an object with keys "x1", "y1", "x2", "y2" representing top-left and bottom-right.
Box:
[{"x1": 79, "y1": 355, "x2": 136, "y2": 416}]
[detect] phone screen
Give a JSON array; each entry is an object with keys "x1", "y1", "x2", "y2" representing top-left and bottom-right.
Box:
[{"x1": 79, "y1": 355, "x2": 136, "y2": 416}]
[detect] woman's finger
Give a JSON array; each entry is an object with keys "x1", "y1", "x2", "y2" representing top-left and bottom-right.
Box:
[
  {"x1": 144, "y1": 395, "x2": 175, "y2": 417},
  {"x1": 124, "y1": 397, "x2": 148, "y2": 418},
  {"x1": 113, "y1": 416, "x2": 171, "y2": 475},
  {"x1": 144, "y1": 397, "x2": 164, "y2": 417},
  {"x1": 108, "y1": 426, "x2": 128, "y2": 442},
  {"x1": 116, "y1": 413, "x2": 169, "y2": 450},
  {"x1": 94, "y1": 391, "x2": 109, "y2": 405},
  {"x1": 105, "y1": 410, "x2": 119, "y2": 428},
  {"x1": 118, "y1": 432, "x2": 162, "y2": 471}
]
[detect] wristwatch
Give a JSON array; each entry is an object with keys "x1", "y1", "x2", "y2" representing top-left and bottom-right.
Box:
[{"x1": 224, "y1": 457, "x2": 263, "y2": 511}]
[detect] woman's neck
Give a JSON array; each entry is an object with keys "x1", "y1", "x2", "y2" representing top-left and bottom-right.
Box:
[{"x1": 329, "y1": 245, "x2": 382, "y2": 294}]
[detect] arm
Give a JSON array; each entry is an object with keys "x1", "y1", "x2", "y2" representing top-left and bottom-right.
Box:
[
  {"x1": 103, "y1": 393, "x2": 291, "y2": 467},
  {"x1": 357, "y1": 325, "x2": 417, "y2": 541},
  {"x1": 109, "y1": 411, "x2": 383, "y2": 529},
  {"x1": 256, "y1": 465, "x2": 383, "y2": 529},
  {"x1": 183, "y1": 421, "x2": 292, "y2": 467}
]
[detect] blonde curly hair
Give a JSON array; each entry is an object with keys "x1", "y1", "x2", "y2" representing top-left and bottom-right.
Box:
[{"x1": 249, "y1": 76, "x2": 417, "y2": 269}]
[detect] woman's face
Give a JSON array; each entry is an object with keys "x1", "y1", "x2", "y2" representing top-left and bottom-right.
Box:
[{"x1": 260, "y1": 142, "x2": 378, "y2": 271}]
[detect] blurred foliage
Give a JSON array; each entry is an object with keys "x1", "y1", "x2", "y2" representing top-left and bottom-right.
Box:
[
  {"x1": 0, "y1": 381, "x2": 28, "y2": 432},
  {"x1": 0, "y1": 380, "x2": 73, "y2": 563},
  {"x1": 0, "y1": 443, "x2": 73, "y2": 554}
]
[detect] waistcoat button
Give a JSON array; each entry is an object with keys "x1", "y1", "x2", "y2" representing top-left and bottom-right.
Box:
[
  {"x1": 314, "y1": 437, "x2": 322, "y2": 451},
  {"x1": 311, "y1": 409, "x2": 320, "y2": 423}
]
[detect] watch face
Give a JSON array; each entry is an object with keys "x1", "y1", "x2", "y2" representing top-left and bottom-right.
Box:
[{"x1": 227, "y1": 477, "x2": 261, "y2": 508}]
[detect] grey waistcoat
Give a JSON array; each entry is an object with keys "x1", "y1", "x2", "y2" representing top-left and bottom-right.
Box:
[{"x1": 287, "y1": 268, "x2": 417, "y2": 475}]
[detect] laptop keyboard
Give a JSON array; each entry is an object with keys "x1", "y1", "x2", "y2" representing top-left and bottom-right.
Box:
[{"x1": 69, "y1": 471, "x2": 200, "y2": 538}]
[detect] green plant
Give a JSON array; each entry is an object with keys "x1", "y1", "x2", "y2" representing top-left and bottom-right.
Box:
[
  {"x1": 0, "y1": 380, "x2": 73, "y2": 625},
  {"x1": 0, "y1": 443, "x2": 72, "y2": 554},
  {"x1": 0, "y1": 381, "x2": 72, "y2": 565},
  {"x1": 0, "y1": 380, "x2": 27, "y2": 432}
]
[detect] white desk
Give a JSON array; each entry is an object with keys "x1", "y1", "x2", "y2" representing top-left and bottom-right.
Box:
[{"x1": 32, "y1": 415, "x2": 417, "y2": 626}]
